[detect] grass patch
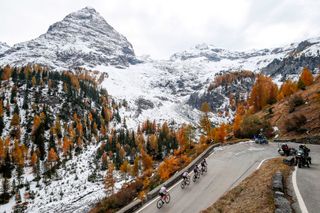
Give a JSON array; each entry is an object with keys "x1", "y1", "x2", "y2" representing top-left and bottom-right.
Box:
[{"x1": 201, "y1": 158, "x2": 293, "y2": 213}]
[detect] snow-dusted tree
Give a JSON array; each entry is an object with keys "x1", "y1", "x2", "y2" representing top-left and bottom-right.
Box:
[{"x1": 47, "y1": 148, "x2": 59, "y2": 169}]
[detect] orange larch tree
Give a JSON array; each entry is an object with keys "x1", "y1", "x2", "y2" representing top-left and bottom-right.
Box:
[
  {"x1": 277, "y1": 79, "x2": 298, "y2": 101},
  {"x1": 158, "y1": 156, "x2": 179, "y2": 181},
  {"x1": 299, "y1": 67, "x2": 314, "y2": 87},
  {"x1": 140, "y1": 148, "x2": 153, "y2": 172},
  {"x1": 249, "y1": 74, "x2": 278, "y2": 112},
  {"x1": 47, "y1": 148, "x2": 59, "y2": 168}
]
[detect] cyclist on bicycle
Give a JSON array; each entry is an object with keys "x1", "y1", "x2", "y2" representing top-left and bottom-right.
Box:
[
  {"x1": 182, "y1": 171, "x2": 189, "y2": 181},
  {"x1": 194, "y1": 164, "x2": 200, "y2": 175},
  {"x1": 159, "y1": 185, "x2": 168, "y2": 200},
  {"x1": 201, "y1": 158, "x2": 207, "y2": 168},
  {"x1": 201, "y1": 158, "x2": 207, "y2": 173},
  {"x1": 201, "y1": 158, "x2": 207, "y2": 166}
]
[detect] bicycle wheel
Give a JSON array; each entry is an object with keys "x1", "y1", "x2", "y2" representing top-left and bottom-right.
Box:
[
  {"x1": 181, "y1": 180, "x2": 186, "y2": 189},
  {"x1": 157, "y1": 199, "x2": 163, "y2": 209},
  {"x1": 186, "y1": 177, "x2": 190, "y2": 185},
  {"x1": 192, "y1": 174, "x2": 197, "y2": 182},
  {"x1": 164, "y1": 194, "x2": 170, "y2": 204}
]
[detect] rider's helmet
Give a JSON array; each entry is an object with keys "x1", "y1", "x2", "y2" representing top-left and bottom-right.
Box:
[{"x1": 299, "y1": 145, "x2": 304, "y2": 149}]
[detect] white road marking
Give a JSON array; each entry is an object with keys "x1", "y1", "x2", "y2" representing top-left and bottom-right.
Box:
[
  {"x1": 292, "y1": 167, "x2": 309, "y2": 213},
  {"x1": 256, "y1": 157, "x2": 276, "y2": 170}
]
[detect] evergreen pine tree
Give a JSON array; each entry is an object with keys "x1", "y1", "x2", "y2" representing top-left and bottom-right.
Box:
[{"x1": 3, "y1": 150, "x2": 13, "y2": 178}]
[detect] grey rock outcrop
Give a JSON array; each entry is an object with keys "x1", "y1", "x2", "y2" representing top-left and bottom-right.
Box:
[
  {"x1": 272, "y1": 171, "x2": 292, "y2": 213},
  {"x1": 262, "y1": 55, "x2": 320, "y2": 80},
  {"x1": 187, "y1": 72, "x2": 255, "y2": 111}
]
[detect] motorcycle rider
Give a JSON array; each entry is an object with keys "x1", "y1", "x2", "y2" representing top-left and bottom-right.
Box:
[
  {"x1": 281, "y1": 143, "x2": 290, "y2": 156},
  {"x1": 299, "y1": 145, "x2": 310, "y2": 156},
  {"x1": 299, "y1": 145, "x2": 311, "y2": 163}
]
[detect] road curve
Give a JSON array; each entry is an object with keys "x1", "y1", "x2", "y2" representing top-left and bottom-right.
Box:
[
  {"x1": 295, "y1": 144, "x2": 320, "y2": 213},
  {"x1": 136, "y1": 141, "x2": 280, "y2": 213}
]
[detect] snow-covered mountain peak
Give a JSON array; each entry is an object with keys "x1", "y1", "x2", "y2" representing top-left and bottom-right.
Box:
[
  {"x1": 48, "y1": 6, "x2": 113, "y2": 34},
  {"x1": 0, "y1": 7, "x2": 139, "y2": 69}
]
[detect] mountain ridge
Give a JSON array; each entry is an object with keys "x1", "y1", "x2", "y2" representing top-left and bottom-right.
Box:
[{"x1": 0, "y1": 7, "x2": 139, "y2": 69}]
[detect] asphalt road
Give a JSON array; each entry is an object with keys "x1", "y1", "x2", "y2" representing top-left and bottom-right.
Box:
[
  {"x1": 136, "y1": 142, "x2": 280, "y2": 213},
  {"x1": 295, "y1": 144, "x2": 320, "y2": 213}
]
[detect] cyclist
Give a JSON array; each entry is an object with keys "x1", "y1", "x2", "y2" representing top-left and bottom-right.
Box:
[
  {"x1": 182, "y1": 171, "x2": 189, "y2": 181},
  {"x1": 201, "y1": 158, "x2": 207, "y2": 167},
  {"x1": 194, "y1": 164, "x2": 200, "y2": 175},
  {"x1": 159, "y1": 185, "x2": 168, "y2": 201},
  {"x1": 201, "y1": 158, "x2": 207, "y2": 172}
]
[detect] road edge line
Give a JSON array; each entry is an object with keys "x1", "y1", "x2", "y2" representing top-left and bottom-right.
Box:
[
  {"x1": 256, "y1": 157, "x2": 275, "y2": 170},
  {"x1": 292, "y1": 167, "x2": 309, "y2": 213}
]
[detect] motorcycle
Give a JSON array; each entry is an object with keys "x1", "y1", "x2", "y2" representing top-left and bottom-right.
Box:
[
  {"x1": 295, "y1": 149, "x2": 310, "y2": 168},
  {"x1": 278, "y1": 144, "x2": 297, "y2": 156},
  {"x1": 254, "y1": 135, "x2": 268, "y2": 144}
]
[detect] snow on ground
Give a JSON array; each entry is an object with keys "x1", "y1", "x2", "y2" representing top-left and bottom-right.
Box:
[
  {"x1": 97, "y1": 47, "x2": 290, "y2": 130},
  {"x1": 0, "y1": 196, "x2": 16, "y2": 213},
  {"x1": 22, "y1": 143, "x2": 126, "y2": 213}
]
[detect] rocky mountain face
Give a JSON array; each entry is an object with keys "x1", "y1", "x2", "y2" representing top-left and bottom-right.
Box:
[
  {"x1": 0, "y1": 7, "x2": 139, "y2": 69},
  {"x1": 261, "y1": 39, "x2": 320, "y2": 80}
]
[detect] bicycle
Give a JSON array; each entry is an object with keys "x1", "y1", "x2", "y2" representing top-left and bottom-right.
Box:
[
  {"x1": 192, "y1": 171, "x2": 200, "y2": 182},
  {"x1": 201, "y1": 165, "x2": 207, "y2": 175},
  {"x1": 180, "y1": 175, "x2": 190, "y2": 189},
  {"x1": 156, "y1": 192, "x2": 170, "y2": 209}
]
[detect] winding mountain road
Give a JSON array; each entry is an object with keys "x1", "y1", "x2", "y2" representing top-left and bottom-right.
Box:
[{"x1": 136, "y1": 142, "x2": 280, "y2": 213}]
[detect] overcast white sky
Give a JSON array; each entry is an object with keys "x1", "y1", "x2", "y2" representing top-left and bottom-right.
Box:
[{"x1": 1, "y1": 0, "x2": 320, "y2": 58}]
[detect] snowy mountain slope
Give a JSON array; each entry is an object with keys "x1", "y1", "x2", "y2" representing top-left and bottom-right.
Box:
[
  {"x1": 0, "y1": 7, "x2": 139, "y2": 69},
  {"x1": 0, "y1": 42, "x2": 10, "y2": 54},
  {"x1": 99, "y1": 37, "x2": 320, "y2": 128}
]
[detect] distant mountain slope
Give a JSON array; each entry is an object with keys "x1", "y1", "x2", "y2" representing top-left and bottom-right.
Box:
[
  {"x1": 101, "y1": 38, "x2": 320, "y2": 127},
  {"x1": 0, "y1": 7, "x2": 139, "y2": 69},
  {"x1": 0, "y1": 42, "x2": 10, "y2": 54}
]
